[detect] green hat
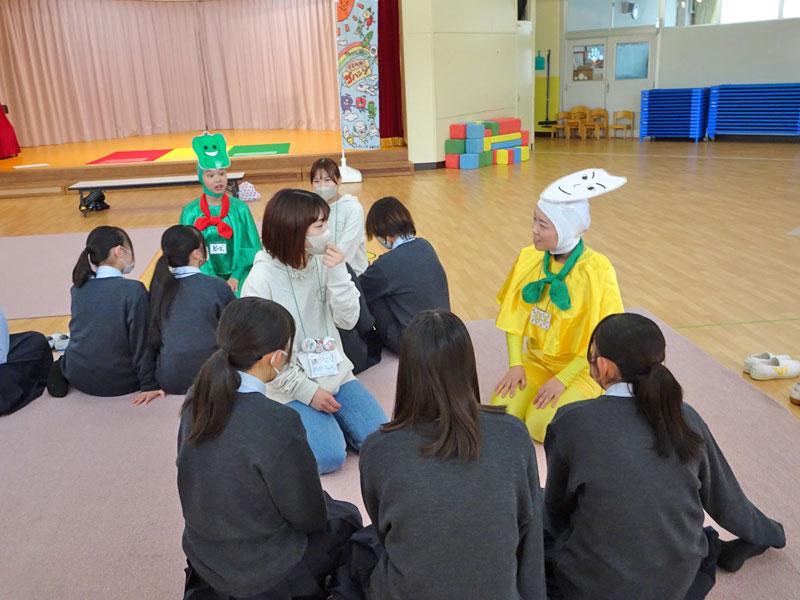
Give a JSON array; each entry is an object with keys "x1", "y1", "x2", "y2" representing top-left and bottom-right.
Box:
[{"x1": 192, "y1": 132, "x2": 230, "y2": 170}]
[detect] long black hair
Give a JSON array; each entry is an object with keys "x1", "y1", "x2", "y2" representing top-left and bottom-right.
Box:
[
  {"x1": 72, "y1": 226, "x2": 133, "y2": 287},
  {"x1": 384, "y1": 309, "x2": 503, "y2": 461},
  {"x1": 148, "y1": 225, "x2": 206, "y2": 347},
  {"x1": 589, "y1": 313, "x2": 704, "y2": 462},
  {"x1": 182, "y1": 297, "x2": 295, "y2": 445}
]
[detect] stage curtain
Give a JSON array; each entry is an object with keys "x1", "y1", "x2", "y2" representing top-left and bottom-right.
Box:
[
  {"x1": 0, "y1": 0, "x2": 339, "y2": 147},
  {"x1": 377, "y1": 0, "x2": 404, "y2": 145},
  {"x1": 0, "y1": 0, "x2": 206, "y2": 146},
  {"x1": 197, "y1": 0, "x2": 339, "y2": 132}
]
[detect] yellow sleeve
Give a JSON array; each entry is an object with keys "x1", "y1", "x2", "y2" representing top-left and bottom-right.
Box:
[
  {"x1": 555, "y1": 356, "x2": 589, "y2": 387},
  {"x1": 495, "y1": 247, "x2": 543, "y2": 337},
  {"x1": 506, "y1": 332, "x2": 524, "y2": 367},
  {"x1": 601, "y1": 261, "x2": 624, "y2": 316}
]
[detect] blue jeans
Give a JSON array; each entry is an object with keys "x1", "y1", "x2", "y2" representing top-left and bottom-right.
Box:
[{"x1": 288, "y1": 380, "x2": 387, "y2": 474}]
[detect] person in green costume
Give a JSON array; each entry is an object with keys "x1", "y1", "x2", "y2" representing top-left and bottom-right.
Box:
[{"x1": 179, "y1": 132, "x2": 260, "y2": 296}]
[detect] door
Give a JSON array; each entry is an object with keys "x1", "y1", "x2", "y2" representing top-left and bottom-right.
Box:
[
  {"x1": 562, "y1": 39, "x2": 607, "y2": 112},
  {"x1": 605, "y1": 33, "x2": 655, "y2": 135}
]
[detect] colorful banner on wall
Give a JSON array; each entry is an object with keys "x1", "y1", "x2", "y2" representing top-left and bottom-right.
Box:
[{"x1": 337, "y1": 0, "x2": 380, "y2": 150}]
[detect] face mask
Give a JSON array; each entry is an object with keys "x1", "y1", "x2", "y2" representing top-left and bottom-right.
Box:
[
  {"x1": 306, "y1": 228, "x2": 332, "y2": 255},
  {"x1": 120, "y1": 247, "x2": 135, "y2": 275},
  {"x1": 270, "y1": 349, "x2": 289, "y2": 375},
  {"x1": 314, "y1": 185, "x2": 337, "y2": 202},
  {"x1": 378, "y1": 237, "x2": 393, "y2": 250}
]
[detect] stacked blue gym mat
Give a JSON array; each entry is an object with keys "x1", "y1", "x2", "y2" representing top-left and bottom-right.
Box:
[
  {"x1": 640, "y1": 87, "x2": 709, "y2": 142},
  {"x1": 706, "y1": 83, "x2": 800, "y2": 139}
]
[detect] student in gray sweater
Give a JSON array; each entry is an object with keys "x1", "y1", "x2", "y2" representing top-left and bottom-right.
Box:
[
  {"x1": 359, "y1": 197, "x2": 450, "y2": 354},
  {"x1": 134, "y1": 225, "x2": 235, "y2": 404},
  {"x1": 341, "y1": 310, "x2": 546, "y2": 600},
  {"x1": 545, "y1": 313, "x2": 786, "y2": 600},
  {"x1": 179, "y1": 298, "x2": 362, "y2": 600},
  {"x1": 47, "y1": 226, "x2": 157, "y2": 398}
]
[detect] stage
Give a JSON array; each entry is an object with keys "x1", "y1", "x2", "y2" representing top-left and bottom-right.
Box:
[{"x1": 0, "y1": 129, "x2": 412, "y2": 198}]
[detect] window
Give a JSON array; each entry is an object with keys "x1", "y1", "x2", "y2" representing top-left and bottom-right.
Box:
[
  {"x1": 567, "y1": 0, "x2": 610, "y2": 32},
  {"x1": 720, "y1": 0, "x2": 780, "y2": 24},
  {"x1": 782, "y1": 0, "x2": 800, "y2": 18},
  {"x1": 572, "y1": 44, "x2": 605, "y2": 81},
  {"x1": 615, "y1": 42, "x2": 650, "y2": 80}
]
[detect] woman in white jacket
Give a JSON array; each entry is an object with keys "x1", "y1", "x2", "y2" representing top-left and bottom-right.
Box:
[{"x1": 241, "y1": 189, "x2": 386, "y2": 474}]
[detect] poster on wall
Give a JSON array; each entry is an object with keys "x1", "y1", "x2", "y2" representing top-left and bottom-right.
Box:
[{"x1": 337, "y1": 0, "x2": 380, "y2": 150}]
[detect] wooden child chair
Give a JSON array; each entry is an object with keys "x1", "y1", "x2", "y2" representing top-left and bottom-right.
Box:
[
  {"x1": 581, "y1": 108, "x2": 608, "y2": 139},
  {"x1": 566, "y1": 106, "x2": 588, "y2": 139},
  {"x1": 609, "y1": 110, "x2": 635, "y2": 139},
  {"x1": 550, "y1": 112, "x2": 572, "y2": 139}
]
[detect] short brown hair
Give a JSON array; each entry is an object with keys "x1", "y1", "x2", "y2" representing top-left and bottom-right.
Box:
[
  {"x1": 365, "y1": 196, "x2": 416, "y2": 240},
  {"x1": 262, "y1": 189, "x2": 330, "y2": 269},
  {"x1": 309, "y1": 158, "x2": 341, "y2": 184}
]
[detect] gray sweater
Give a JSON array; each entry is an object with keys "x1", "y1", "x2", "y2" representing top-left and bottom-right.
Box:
[
  {"x1": 62, "y1": 277, "x2": 156, "y2": 395},
  {"x1": 153, "y1": 274, "x2": 234, "y2": 394},
  {"x1": 545, "y1": 395, "x2": 786, "y2": 600},
  {"x1": 178, "y1": 391, "x2": 327, "y2": 597},
  {"x1": 358, "y1": 238, "x2": 450, "y2": 328},
  {"x1": 359, "y1": 411, "x2": 546, "y2": 600}
]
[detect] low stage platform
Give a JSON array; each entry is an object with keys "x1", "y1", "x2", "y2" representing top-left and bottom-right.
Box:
[{"x1": 0, "y1": 129, "x2": 413, "y2": 198}]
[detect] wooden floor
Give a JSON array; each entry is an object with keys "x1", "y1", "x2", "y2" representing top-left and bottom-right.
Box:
[
  {"x1": 3, "y1": 137, "x2": 799, "y2": 417},
  {"x1": 0, "y1": 129, "x2": 343, "y2": 171}
]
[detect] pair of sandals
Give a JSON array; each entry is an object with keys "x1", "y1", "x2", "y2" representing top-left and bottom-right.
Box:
[{"x1": 47, "y1": 333, "x2": 69, "y2": 352}]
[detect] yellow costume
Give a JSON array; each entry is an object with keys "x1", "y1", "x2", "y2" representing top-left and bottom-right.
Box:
[{"x1": 491, "y1": 244, "x2": 623, "y2": 441}]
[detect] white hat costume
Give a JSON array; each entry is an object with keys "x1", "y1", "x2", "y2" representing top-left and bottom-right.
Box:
[{"x1": 537, "y1": 168, "x2": 627, "y2": 254}]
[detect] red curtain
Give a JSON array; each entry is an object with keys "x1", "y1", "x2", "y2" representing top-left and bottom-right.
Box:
[{"x1": 378, "y1": 0, "x2": 404, "y2": 143}]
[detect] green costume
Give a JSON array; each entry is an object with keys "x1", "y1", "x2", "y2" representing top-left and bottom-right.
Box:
[{"x1": 179, "y1": 132, "x2": 260, "y2": 295}]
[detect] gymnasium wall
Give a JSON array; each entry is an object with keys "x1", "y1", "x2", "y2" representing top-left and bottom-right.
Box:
[
  {"x1": 658, "y1": 18, "x2": 800, "y2": 88},
  {"x1": 401, "y1": 0, "x2": 522, "y2": 164}
]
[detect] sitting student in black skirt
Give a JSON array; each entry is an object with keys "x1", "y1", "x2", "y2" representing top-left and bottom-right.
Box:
[
  {"x1": 47, "y1": 226, "x2": 157, "y2": 398},
  {"x1": 133, "y1": 225, "x2": 235, "y2": 404},
  {"x1": 179, "y1": 297, "x2": 362, "y2": 600},
  {"x1": 0, "y1": 306, "x2": 52, "y2": 415},
  {"x1": 359, "y1": 197, "x2": 450, "y2": 354},
  {"x1": 338, "y1": 310, "x2": 545, "y2": 600},
  {"x1": 544, "y1": 313, "x2": 786, "y2": 600}
]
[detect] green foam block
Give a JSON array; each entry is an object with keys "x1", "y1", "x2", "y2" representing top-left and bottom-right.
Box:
[
  {"x1": 482, "y1": 121, "x2": 500, "y2": 136},
  {"x1": 444, "y1": 139, "x2": 466, "y2": 155},
  {"x1": 228, "y1": 143, "x2": 291, "y2": 157},
  {"x1": 479, "y1": 149, "x2": 493, "y2": 167}
]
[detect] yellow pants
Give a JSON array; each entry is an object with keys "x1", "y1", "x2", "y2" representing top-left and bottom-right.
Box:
[{"x1": 490, "y1": 356, "x2": 601, "y2": 442}]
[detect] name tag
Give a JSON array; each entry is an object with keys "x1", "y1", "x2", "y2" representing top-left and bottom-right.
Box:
[
  {"x1": 209, "y1": 243, "x2": 227, "y2": 255},
  {"x1": 303, "y1": 351, "x2": 340, "y2": 378},
  {"x1": 530, "y1": 307, "x2": 552, "y2": 330}
]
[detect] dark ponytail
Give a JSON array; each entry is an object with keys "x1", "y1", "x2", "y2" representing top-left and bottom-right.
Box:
[
  {"x1": 72, "y1": 226, "x2": 133, "y2": 287},
  {"x1": 589, "y1": 313, "x2": 704, "y2": 462},
  {"x1": 148, "y1": 225, "x2": 206, "y2": 347},
  {"x1": 182, "y1": 297, "x2": 296, "y2": 445}
]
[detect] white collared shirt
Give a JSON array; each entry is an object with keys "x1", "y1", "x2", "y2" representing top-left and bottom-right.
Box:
[
  {"x1": 605, "y1": 381, "x2": 634, "y2": 397},
  {"x1": 95, "y1": 265, "x2": 123, "y2": 279},
  {"x1": 237, "y1": 370, "x2": 267, "y2": 396},
  {"x1": 172, "y1": 266, "x2": 202, "y2": 279},
  {"x1": 391, "y1": 236, "x2": 416, "y2": 250}
]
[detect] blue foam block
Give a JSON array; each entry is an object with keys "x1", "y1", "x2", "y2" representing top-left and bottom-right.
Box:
[
  {"x1": 459, "y1": 153, "x2": 480, "y2": 169},
  {"x1": 491, "y1": 139, "x2": 522, "y2": 150},
  {"x1": 513, "y1": 146, "x2": 522, "y2": 162},
  {"x1": 465, "y1": 138, "x2": 484, "y2": 154},
  {"x1": 466, "y1": 123, "x2": 485, "y2": 139}
]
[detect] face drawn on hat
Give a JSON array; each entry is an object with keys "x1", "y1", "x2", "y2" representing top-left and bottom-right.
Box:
[
  {"x1": 540, "y1": 168, "x2": 627, "y2": 203},
  {"x1": 192, "y1": 132, "x2": 231, "y2": 170}
]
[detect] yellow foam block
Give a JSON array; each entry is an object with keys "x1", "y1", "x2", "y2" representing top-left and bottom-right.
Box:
[
  {"x1": 520, "y1": 146, "x2": 530, "y2": 162},
  {"x1": 495, "y1": 149, "x2": 510, "y2": 165},
  {"x1": 488, "y1": 132, "x2": 522, "y2": 145}
]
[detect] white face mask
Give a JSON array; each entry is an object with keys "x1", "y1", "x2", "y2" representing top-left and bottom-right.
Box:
[
  {"x1": 306, "y1": 228, "x2": 332, "y2": 255},
  {"x1": 314, "y1": 185, "x2": 337, "y2": 202},
  {"x1": 270, "y1": 349, "x2": 289, "y2": 375},
  {"x1": 378, "y1": 237, "x2": 393, "y2": 250},
  {"x1": 120, "y1": 247, "x2": 135, "y2": 275}
]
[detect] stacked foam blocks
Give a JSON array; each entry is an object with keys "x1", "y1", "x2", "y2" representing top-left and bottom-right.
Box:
[{"x1": 445, "y1": 118, "x2": 530, "y2": 169}]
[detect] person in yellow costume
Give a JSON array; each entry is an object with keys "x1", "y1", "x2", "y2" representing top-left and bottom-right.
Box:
[{"x1": 492, "y1": 168, "x2": 626, "y2": 442}]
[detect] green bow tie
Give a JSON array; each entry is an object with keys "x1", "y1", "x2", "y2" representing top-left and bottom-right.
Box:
[{"x1": 521, "y1": 240, "x2": 585, "y2": 311}]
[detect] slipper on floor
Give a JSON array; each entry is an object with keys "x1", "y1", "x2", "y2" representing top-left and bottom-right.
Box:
[
  {"x1": 791, "y1": 383, "x2": 800, "y2": 406},
  {"x1": 749, "y1": 357, "x2": 800, "y2": 381},
  {"x1": 743, "y1": 352, "x2": 792, "y2": 374},
  {"x1": 49, "y1": 333, "x2": 70, "y2": 352}
]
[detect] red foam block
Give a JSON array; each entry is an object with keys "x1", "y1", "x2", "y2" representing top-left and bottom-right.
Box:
[
  {"x1": 492, "y1": 117, "x2": 522, "y2": 135},
  {"x1": 445, "y1": 154, "x2": 461, "y2": 169},
  {"x1": 449, "y1": 123, "x2": 467, "y2": 139},
  {"x1": 521, "y1": 130, "x2": 530, "y2": 147}
]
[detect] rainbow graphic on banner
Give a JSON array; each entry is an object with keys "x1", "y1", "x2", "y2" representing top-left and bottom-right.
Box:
[{"x1": 337, "y1": 0, "x2": 379, "y2": 150}]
